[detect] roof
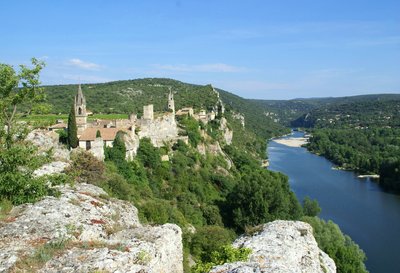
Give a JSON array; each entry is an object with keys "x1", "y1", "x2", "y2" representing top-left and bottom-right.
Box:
[{"x1": 79, "y1": 128, "x2": 126, "y2": 141}]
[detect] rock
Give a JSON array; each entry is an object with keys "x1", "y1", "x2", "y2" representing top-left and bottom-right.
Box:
[
  {"x1": 220, "y1": 117, "x2": 233, "y2": 145},
  {"x1": 0, "y1": 183, "x2": 183, "y2": 273},
  {"x1": 27, "y1": 129, "x2": 70, "y2": 162},
  {"x1": 209, "y1": 220, "x2": 336, "y2": 273},
  {"x1": 33, "y1": 161, "x2": 70, "y2": 177}
]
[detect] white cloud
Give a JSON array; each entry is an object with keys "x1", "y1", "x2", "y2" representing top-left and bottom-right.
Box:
[
  {"x1": 67, "y1": 58, "x2": 103, "y2": 71},
  {"x1": 152, "y1": 63, "x2": 246, "y2": 73}
]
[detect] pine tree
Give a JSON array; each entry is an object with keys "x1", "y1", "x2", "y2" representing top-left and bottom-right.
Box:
[
  {"x1": 96, "y1": 130, "x2": 101, "y2": 138},
  {"x1": 67, "y1": 104, "x2": 78, "y2": 148}
]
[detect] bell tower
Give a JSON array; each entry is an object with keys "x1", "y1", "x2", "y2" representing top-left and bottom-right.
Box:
[
  {"x1": 74, "y1": 84, "x2": 87, "y2": 135},
  {"x1": 167, "y1": 89, "x2": 175, "y2": 114}
]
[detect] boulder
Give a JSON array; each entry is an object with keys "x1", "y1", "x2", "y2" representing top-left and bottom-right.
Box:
[
  {"x1": 209, "y1": 220, "x2": 336, "y2": 273},
  {"x1": 0, "y1": 183, "x2": 183, "y2": 273}
]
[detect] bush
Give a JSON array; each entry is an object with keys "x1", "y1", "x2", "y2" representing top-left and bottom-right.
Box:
[
  {"x1": 191, "y1": 245, "x2": 251, "y2": 273},
  {"x1": 65, "y1": 150, "x2": 105, "y2": 185},
  {"x1": 137, "y1": 138, "x2": 161, "y2": 169},
  {"x1": 190, "y1": 226, "x2": 236, "y2": 262}
]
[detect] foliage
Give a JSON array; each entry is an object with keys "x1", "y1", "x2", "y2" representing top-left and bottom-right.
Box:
[
  {"x1": 67, "y1": 104, "x2": 78, "y2": 148},
  {"x1": 191, "y1": 245, "x2": 251, "y2": 273},
  {"x1": 65, "y1": 150, "x2": 105, "y2": 185},
  {"x1": 0, "y1": 58, "x2": 45, "y2": 148},
  {"x1": 306, "y1": 128, "x2": 400, "y2": 192},
  {"x1": 137, "y1": 138, "x2": 161, "y2": 169},
  {"x1": 96, "y1": 130, "x2": 101, "y2": 138},
  {"x1": 302, "y1": 196, "x2": 321, "y2": 217},
  {"x1": 105, "y1": 131, "x2": 127, "y2": 162},
  {"x1": 178, "y1": 116, "x2": 202, "y2": 147},
  {"x1": 226, "y1": 167, "x2": 302, "y2": 232},
  {"x1": 42, "y1": 78, "x2": 219, "y2": 115},
  {"x1": 302, "y1": 216, "x2": 368, "y2": 273},
  {"x1": 190, "y1": 226, "x2": 235, "y2": 261}
]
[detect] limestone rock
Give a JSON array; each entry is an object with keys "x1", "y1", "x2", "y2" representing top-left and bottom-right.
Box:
[
  {"x1": 33, "y1": 161, "x2": 70, "y2": 177},
  {"x1": 0, "y1": 183, "x2": 183, "y2": 273},
  {"x1": 220, "y1": 117, "x2": 233, "y2": 145},
  {"x1": 27, "y1": 129, "x2": 70, "y2": 161},
  {"x1": 209, "y1": 220, "x2": 336, "y2": 273}
]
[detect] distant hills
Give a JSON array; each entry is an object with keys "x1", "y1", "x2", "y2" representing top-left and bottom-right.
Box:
[{"x1": 253, "y1": 94, "x2": 400, "y2": 128}]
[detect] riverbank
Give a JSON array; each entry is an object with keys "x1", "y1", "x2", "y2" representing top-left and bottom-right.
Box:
[{"x1": 272, "y1": 137, "x2": 308, "y2": 147}]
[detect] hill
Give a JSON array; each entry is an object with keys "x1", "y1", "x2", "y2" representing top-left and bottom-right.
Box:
[
  {"x1": 253, "y1": 94, "x2": 400, "y2": 127},
  {"x1": 42, "y1": 78, "x2": 289, "y2": 140}
]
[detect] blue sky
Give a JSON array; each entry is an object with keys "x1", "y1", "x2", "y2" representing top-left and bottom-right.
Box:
[{"x1": 1, "y1": 0, "x2": 399, "y2": 99}]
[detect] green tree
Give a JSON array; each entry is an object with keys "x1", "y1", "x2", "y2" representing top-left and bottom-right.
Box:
[
  {"x1": 67, "y1": 104, "x2": 78, "y2": 148},
  {"x1": 302, "y1": 196, "x2": 321, "y2": 217},
  {"x1": 96, "y1": 130, "x2": 101, "y2": 138},
  {"x1": 0, "y1": 58, "x2": 45, "y2": 148},
  {"x1": 0, "y1": 59, "x2": 53, "y2": 204}
]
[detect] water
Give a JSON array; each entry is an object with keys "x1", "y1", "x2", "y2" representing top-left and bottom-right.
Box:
[{"x1": 268, "y1": 131, "x2": 400, "y2": 273}]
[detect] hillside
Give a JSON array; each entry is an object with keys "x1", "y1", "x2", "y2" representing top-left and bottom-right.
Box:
[
  {"x1": 42, "y1": 78, "x2": 289, "y2": 140},
  {"x1": 253, "y1": 94, "x2": 400, "y2": 127}
]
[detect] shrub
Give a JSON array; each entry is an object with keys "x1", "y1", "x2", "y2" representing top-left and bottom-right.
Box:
[
  {"x1": 191, "y1": 245, "x2": 251, "y2": 273},
  {"x1": 65, "y1": 150, "x2": 105, "y2": 185}
]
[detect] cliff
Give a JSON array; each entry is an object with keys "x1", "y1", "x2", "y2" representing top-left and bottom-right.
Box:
[
  {"x1": 210, "y1": 221, "x2": 336, "y2": 273},
  {"x1": 0, "y1": 183, "x2": 183, "y2": 273}
]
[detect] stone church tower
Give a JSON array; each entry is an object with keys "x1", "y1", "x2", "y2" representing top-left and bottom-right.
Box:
[
  {"x1": 74, "y1": 84, "x2": 87, "y2": 135},
  {"x1": 167, "y1": 90, "x2": 175, "y2": 113}
]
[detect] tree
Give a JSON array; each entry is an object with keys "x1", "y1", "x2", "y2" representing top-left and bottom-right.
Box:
[
  {"x1": 96, "y1": 130, "x2": 101, "y2": 138},
  {"x1": 302, "y1": 196, "x2": 321, "y2": 217},
  {"x1": 67, "y1": 104, "x2": 78, "y2": 148},
  {"x1": 0, "y1": 58, "x2": 45, "y2": 148},
  {"x1": 0, "y1": 59, "x2": 52, "y2": 204}
]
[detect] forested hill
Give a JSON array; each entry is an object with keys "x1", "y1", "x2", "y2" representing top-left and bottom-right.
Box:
[
  {"x1": 42, "y1": 78, "x2": 288, "y2": 140},
  {"x1": 291, "y1": 96, "x2": 400, "y2": 128},
  {"x1": 43, "y1": 78, "x2": 219, "y2": 115},
  {"x1": 253, "y1": 94, "x2": 400, "y2": 127}
]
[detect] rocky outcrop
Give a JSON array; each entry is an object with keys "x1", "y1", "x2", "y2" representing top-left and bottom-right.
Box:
[
  {"x1": 0, "y1": 183, "x2": 183, "y2": 273},
  {"x1": 33, "y1": 161, "x2": 70, "y2": 177},
  {"x1": 209, "y1": 220, "x2": 336, "y2": 273},
  {"x1": 219, "y1": 117, "x2": 233, "y2": 145},
  {"x1": 27, "y1": 129, "x2": 70, "y2": 162}
]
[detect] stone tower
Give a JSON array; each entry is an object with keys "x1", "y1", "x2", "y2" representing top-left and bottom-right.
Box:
[
  {"x1": 167, "y1": 89, "x2": 175, "y2": 113},
  {"x1": 74, "y1": 84, "x2": 87, "y2": 135}
]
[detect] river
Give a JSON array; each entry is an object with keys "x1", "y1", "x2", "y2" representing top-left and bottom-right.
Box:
[{"x1": 267, "y1": 131, "x2": 400, "y2": 273}]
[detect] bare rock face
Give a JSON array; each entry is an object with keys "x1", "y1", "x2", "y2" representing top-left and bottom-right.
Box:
[
  {"x1": 209, "y1": 220, "x2": 336, "y2": 273},
  {"x1": 0, "y1": 183, "x2": 183, "y2": 273},
  {"x1": 26, "y1": 129, "x2": 70, "y2": 162}
]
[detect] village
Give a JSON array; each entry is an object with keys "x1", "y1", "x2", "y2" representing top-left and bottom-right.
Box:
[{"x1": 48, "y1": 84, "x2": 231, "y2": 161}]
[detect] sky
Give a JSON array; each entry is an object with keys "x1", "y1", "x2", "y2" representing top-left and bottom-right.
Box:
[{"x1": 0, "y1": 0, "x2": 399, "y2": 99}]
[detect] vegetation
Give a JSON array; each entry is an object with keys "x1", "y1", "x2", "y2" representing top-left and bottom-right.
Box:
[
  {"x1": 0, "y1": 59, "x2": 61, "y2": 205},
  {"x1": 302, "y1": 216, "x2": 368, "y2": 273},
  {"x1": 67, "y1": 104, "x2": 78, "y2": 148}
]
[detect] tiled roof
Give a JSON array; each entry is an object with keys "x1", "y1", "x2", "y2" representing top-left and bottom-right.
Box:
[{"x1": 79, "y1": 128, "x2": 126, "y2": 141}]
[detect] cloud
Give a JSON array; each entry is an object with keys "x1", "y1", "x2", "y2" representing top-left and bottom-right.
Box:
[
  {"x1": 152, "y1": 63, "x2": 246, "y2": 73},
  {"x1": 67, "y1": 58, "x2": 103, "y2": 71}
]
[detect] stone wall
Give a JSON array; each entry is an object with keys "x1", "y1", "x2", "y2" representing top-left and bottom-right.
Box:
[{"x1": 138, "y1": 113, "x2": 178, "y2": 147}]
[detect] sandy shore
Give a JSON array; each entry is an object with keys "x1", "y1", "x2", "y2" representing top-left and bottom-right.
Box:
[{"x1": 272, "y1": 137, "x2": 308, "y2": 147}]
